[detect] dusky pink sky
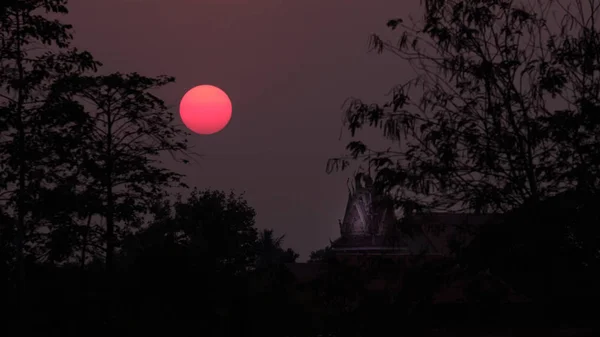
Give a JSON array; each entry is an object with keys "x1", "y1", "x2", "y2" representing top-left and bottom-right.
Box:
[{"x1": 67, "y1": 0, "x2": 420, "y2": 260}]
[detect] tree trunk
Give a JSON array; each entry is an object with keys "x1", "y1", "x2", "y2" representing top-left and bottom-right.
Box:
[
  {"x1": 14, "y1": 7, "x2": 26, "y2": 319},
  {"x1": 105, "y1": 106, "x2": 114, "y2": 274},
  {"x1": 106, "y1": 185, "x2": 114, "y2": 272},
  {"x1": 78, "y1": 213, "x2": 93, "y2": 329},
  {"x1": 104, "y1": 105, "x2": 116, "y2": 328},
  {"x1": 80, "y1": 213, "x2": 92, "y2": 270}
]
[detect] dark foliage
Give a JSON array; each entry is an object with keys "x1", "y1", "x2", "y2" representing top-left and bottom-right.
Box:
[
  {"x1": 308, "y1": 245, "x2": 335, "y2": 263},
  {"x1": 328, "y1": 0, "x2": 600, "y2": 214},
  {"x1": 325, "y1": 0, "x2": 600, "y2": 334}
]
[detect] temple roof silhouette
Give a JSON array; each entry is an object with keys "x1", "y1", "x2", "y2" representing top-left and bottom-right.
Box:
[{"x1": 330, "y1": 174, "x2": 500, "y2": 256}]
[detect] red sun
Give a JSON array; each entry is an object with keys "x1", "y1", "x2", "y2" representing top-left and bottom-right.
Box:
[{"x1": 179, "y1": 85, "x2": 232, "y2": 135}]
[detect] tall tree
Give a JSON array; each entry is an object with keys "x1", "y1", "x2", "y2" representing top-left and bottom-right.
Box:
[
  {"x1": 114, "y1": 189, "x2": 259, "y2": 334},
  {"x1": 125, "y1": 189, "x2": 259, "y2": 274},
  {"x1": 327, "y1": 0, "x2": 600, "y2": 215},
  {"x1": 0, "y1": 0, "x2": 99, "y2": 306},
  {"x1": 50, "y1": 72, "x2": 193, "y2": 272},
  {"x1": 175, "y1": 189, "x2": 259, "y2": 274}
]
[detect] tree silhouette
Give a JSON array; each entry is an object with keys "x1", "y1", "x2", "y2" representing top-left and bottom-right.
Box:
[
  {"x1": 49, "y1": 72, "x2": 193, "y2": 272},
  {"x1": 327, "y1": 0, "x2": 600, "y2": 214},
  {"x1": 254, "y1": 228, "x2": 299, "y2": 269},
  {"x1": 129, "y1": 189, "x2": 259, "y2": 274},
  {"x1": 324, "y1": 1, "x2": 600, "y2": 331},
  {"x1": 114, "y1": 189, "x2": 260, "y2": 334},
  {"x1": 308, "y1": 245, "x2": 334, "y2": 263},
  {"x1": 464, "y1": 189, "x2": 600, "y2": 305},
  {"x1": 0, "y1": 0, "x2": 99, "y2": 311}
]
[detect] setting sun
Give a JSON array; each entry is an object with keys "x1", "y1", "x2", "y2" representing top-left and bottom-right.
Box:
[{"x1": 179, "y1": 85, "x2": 232, "y2": 135}]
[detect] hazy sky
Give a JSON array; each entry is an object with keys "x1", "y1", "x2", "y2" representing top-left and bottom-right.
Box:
[{"x1": 66, "y1": 0, "x2": 419, "y2": 260}]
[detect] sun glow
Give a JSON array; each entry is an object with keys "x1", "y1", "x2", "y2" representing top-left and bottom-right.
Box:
[{"x1": 179, "y1": 85, "x2": 232, "y2": 135}]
